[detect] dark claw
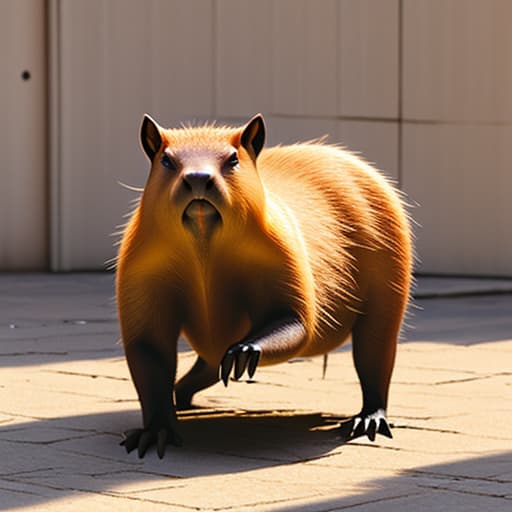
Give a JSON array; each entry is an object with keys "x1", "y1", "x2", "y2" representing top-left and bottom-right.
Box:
[
  {"x1": 366, "y1": 419, "x2": 377, "y2": 441},
  {"x1": 352, "y1": 417, "x2": 366, "y2": 438},
  {"x1": 138, "y1": 430, "x2": 153, "y2": 458},
  {"x1": 220, "y1": 342, "x2": 261, "y2": 384},
  {"x1": 338, "y1": 409, "x2": 392, "y2": 442},
  {"x1": 120, "y1": 429, "x2": 141, "y2": 453},
  {"x1": 221, "y1": 351, "x2": 234, "y2": 386},
  {"x1": 378, "y1": 418, "x2": 393, "y2": 439},
  {"x1": 157, "y1": 429, "x2": 168, "y2": 459},
  {"x1": 247, "y1": 348, "x2": 260, "y2": 378},
  {"x1": 234, "y1": 345, "x2": 250, "y2": 380},
  {"x1": 121, "y1": 420, "x2": 182, "y2": 458}
]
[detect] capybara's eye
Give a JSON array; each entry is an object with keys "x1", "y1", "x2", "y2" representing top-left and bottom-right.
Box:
[
  {"x1": 161, "y1": 154, "x2": 177, "y2": 171},
  {"x1": 224, "y1": 151, "x2": 239, "y2": 170}
]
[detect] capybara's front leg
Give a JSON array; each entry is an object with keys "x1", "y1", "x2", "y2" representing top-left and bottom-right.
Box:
[
  {"x1": 121, "y1": 336, "x2": 181, "y2": 458},
  {"x1": 220, "y1": 316, "x2": 307, "y2": 384}
]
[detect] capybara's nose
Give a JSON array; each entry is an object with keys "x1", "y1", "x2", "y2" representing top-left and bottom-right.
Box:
[{"x1": 182, "y1": 171, "x2": 214, "y2": 196}]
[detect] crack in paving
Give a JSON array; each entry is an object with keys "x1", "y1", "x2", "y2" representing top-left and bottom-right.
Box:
[
  {"x1": 393, "y1": 423, "x2": 512, "y2": 441},
  {"x1": 347, "y1": 442, "x2": 402, "y2": 452},
  {"x1": 418, "y1": 483, "x2": 510, "y2": 500},
  {"x1": 0, "y1": 432, "x2": 98, "y2": 446},
  {"x1": 43, "y1": 369, "x2": 129, "y2": 381},
  {"x1": 393, "y1": 413, "x2": 468, "y2": 421},
  {"x1": 405, "y1": 469, "x2": 511, "y2": 485},
  {"x1": 36, "y1": 387, "x2": 126, "y2": 401},
  {"x1": 1, "y1": 475, "x2": 200, "y2": 510},
  {"x1": 209, "y1": 491, "x2": 328, "y2": 512},
  {"x1": 0, "y1": 409, "x2": 48, "y2": 422},
  {"x1": 0, "y1": 351, "x2": 69, "y2": 357},
  {"x1": 404, "y1": 365, "x2": 481, "y2": 375},
  {"x1": 0, "y1": 483, "x2": 42, "y2": 497},
  {"x1": 88, "y1": 468, "x2": 184, "y2": 480},
  {"x1": 0, "y1": 417, "x2": 120, "y2": 439},
  {"x1": 323, "y1": 490, "x2": 429, "y2": 512},
  {"x1": 231, "y1": 489, "x2": 428, "y2": 512},
  {"x1": 58, "y1": 447, "x2": 142, "y2": 467},
  {"x1": 0, "y1": 426, "x2": 31, "y2": 433},
  {"x1": 393, "y1": 424, "x2": 461, "y2": 435},
  {"x1": 394, "y1": 371, "x2": 510, "y2": 386},
  {"x1": 1, "y1": 330, "x2": 120, "y2": 343},
  {"x1": 0, "y1": 467, "x2": 67, "y2": 478},
  {"x1": 125, "y1": 482, "x2": 189, "y2": 495},
  {"x1": 189, "y1": 446, "x2": 305, "y2": 465},
  {"x1": 434, "y1": 372, "x2": 510, "y2": 385}
]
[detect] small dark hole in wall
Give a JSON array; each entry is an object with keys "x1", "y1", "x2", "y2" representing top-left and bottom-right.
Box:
[{"x1": 21, "y1": 70, "x2": 31, "y2": 81}]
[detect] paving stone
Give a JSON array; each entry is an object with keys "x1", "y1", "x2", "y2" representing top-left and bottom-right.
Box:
[{"x1": 1, "y1": 274, "x2": 511, "y2": 511}]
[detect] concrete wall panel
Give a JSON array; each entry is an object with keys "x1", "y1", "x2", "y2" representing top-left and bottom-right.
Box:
[
  {"x1": 403, "y1": 0, "x2": 512, "y2": 122},
  {"x1": 0, "y1": 0, "x2": 47, "y2": 269},
  {"x1": 338, "y1": 0, "x2": 399, "y2": 118},
  {"x1": 402, "y1": 123, "x2": 512, "y2": 275}
]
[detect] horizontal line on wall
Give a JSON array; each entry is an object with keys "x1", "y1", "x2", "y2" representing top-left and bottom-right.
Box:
[
  {"x1": 270, "y1": 113, "x2": 399, "y2": 123},
  {"x1": 402, "y1": 118, "x2": 512, "y2": 127},
  {"x1": 169, "y1": 113, "x2": 512, "y2": 128},
  {"x1": 177, "y1": 114, "x2": 400, "y2": 125},
  {"x1": 266, "y1": 114, "x2": 512, "y2": 128},
  {"x1": 139, "y1": 114, "x2": 512, "y2": 130}
]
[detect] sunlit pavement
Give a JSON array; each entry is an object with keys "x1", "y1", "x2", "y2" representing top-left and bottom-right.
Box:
[{"x1": 0, "y1": 273, "x2": 511, "y2": 511}]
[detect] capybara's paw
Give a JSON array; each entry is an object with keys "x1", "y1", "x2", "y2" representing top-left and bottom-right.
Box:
[
  {"x1": 120, "y1": 422, "x2": 182, "y2": 459},
  {"x1": 220, "y1": 341, "x2": 261, "y2": 386},
  {"x1": 338, "y1": 408, "x2": 392, "y2": 442}
]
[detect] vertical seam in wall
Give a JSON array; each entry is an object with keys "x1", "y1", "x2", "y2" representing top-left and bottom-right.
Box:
[
  {"x1": 44, "y1": 0, "x2": 51, "y2": 269},
  {"x1": 211, "y1": 0, "x2": 217, "y2": 118},
  {"x1": 398, "y1": 0, "x2": 404, "y2": 189},
  {"x1": 270, "y1": 0, "x2": 277, "y2": 116},
  {"x1": 48, "y1": 0, "x2": 62, "y2": 271},
  {"x1": 335, "y1": 0, "x2": 341, "y2": 137},
  {"x1": 149, "y1": 1, "x2": 154, "y2": 115}
]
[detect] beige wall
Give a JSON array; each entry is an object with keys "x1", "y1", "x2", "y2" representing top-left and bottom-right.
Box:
[
  {"x1": 50, "y1": 0, "x2": 402, "y2": 271},
  {"x1": 402, "y1": 0, "x2": 512, "y2": 276},
  {"x1": 0, "y1": 0, "x2": 47, "y2": 270},
  {"x1": 1, "y1": 0, "x2": 510, "y2": 275}
]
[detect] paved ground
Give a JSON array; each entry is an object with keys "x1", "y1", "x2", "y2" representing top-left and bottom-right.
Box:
[{"x1": 0, "y1": 273, "x2": 511, "y2": 511}]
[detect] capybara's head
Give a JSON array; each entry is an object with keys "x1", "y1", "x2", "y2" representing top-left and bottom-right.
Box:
[{"x1": 139, "y1": 114, "x2": 267, "y2": 241}]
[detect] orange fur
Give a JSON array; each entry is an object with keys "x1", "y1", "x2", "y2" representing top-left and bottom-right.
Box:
[{"x1": 116, "y1": 120, "x2": 412, "y2": 368}]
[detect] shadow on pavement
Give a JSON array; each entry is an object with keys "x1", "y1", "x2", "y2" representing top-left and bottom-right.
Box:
[
  {"x1": 2, "y1": 275, "x2": 512, "y2": 370},
  {"x1": 0, "y1": 409, "x2": 346, "y2": 509},
  {"x1": 402, "y1": 294, "x2": 512, "y2": 345},
  {"x1": 271, "y1": 451, "x2": 512, "y2": 512},
  {"x1": 0, "y1": 408, "x2": 510, "y2": 510}
]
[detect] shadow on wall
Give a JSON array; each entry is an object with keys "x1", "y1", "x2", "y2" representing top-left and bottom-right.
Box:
[{"x1": 0, "y1": 409, "x2": 509, "y2": 510}]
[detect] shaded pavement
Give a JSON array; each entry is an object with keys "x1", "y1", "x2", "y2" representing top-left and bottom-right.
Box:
[{"x1": 0, "y1": 273, "x2": 511, "y2": 510}]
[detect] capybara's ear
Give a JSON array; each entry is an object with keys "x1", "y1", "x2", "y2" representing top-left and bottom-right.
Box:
[
  {"x1": 240, "y1": 114, "x2": 266, "y2": 160},
  {"x1": 140, "y1": 114, "x2": 163, "y2": 161}
]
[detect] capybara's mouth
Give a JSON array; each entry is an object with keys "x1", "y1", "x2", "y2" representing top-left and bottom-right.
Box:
[{"x1": 183, "y1": 199, "x2": 221, "y2": 237}]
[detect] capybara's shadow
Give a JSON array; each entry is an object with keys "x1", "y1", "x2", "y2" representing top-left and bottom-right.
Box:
[
  {"x1": 142, "y1": 408, "x2": 350, "y2": 469},
  {"x1": 0, "y1": 408, "x2": 356, "y2": 510}
]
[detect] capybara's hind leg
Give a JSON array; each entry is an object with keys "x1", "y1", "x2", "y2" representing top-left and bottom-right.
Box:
[
  {"x1": 174, "y1": 356, "x2": 219, "y2": 409},
  {"x1": 341, "y1": 290, "x2": 407, "y2": 442}
]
